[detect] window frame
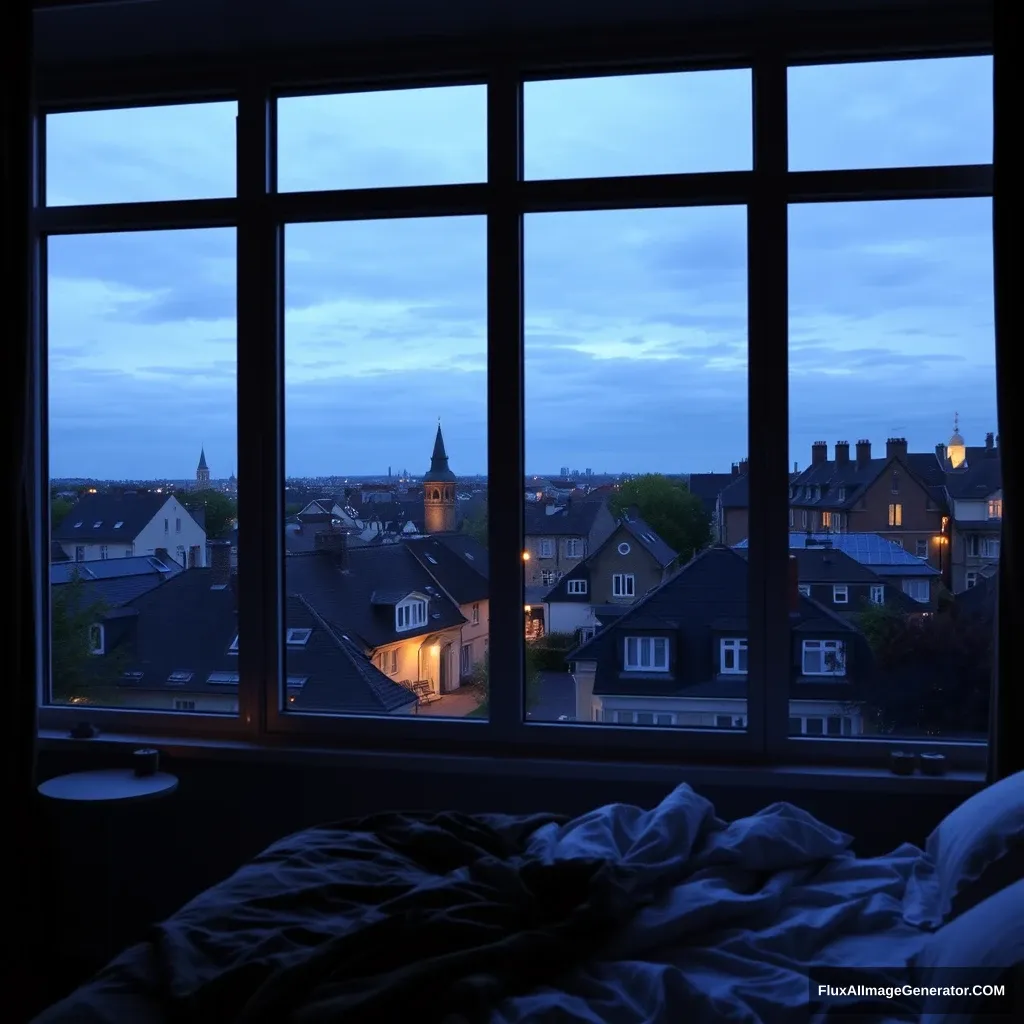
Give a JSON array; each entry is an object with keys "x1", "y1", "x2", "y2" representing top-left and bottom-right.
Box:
[
  {"x1": 567, "y1": 578, "x2": 588, "y2": 595},
  {"x1": 612, "y1": 572, "x2": 635, "y2": 598},
  {"x1": 31, "y1": 33, "x2": 993, "y2": 772},
  {"x1": 801, "y1": 639, "x2": 847, "y2": 678},
  {"x1": 624, "y1": 636, "x2": 669, "y2": 672},
  {"x1": 832, "y1": 584, "x2": 848, "y2": 604},
  {"x1": 719, "y1": 637, "x2": 748, "y2": 675}
]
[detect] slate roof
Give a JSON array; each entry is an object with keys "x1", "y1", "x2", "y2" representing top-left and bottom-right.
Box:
[
  {"x1": 717, "y1": 473, "x2": 749, "y2": 509},
  {"x1": 285, "y1": 543, "x2": 466, "y2": 649},
  {"x1": 572, "y1": 545, "x2": 867, "y2": 701},
  {"x1": 734, "y1": 533, "x2": 939, "y2": 578},
  {"x1": 619, "y1": 509, "x2": 678, "y2": 567},
  {"x1": 53, "y1": 491, "x2": 175, "y2": 542},
  {"x1": 687, "y1": 472, "x2": 735, "y2": 515},
  {"x1": 51, "y1": 556, "x2": 181, "y2": 609},
  {"x1": 404, "y1": 534, "x2": 488, "y2": 605},
  {"x1": 956, "y1": 572, "x2": 997, "y2": 620},
  {"x1": 944, "y1": 448, "x2": 1002, "y2": 504},
  {"x1": 197, "y1": 448, "x2": 208, "y2": 471},
  {"x1": 101, "y1": 569, "x2": 416, "y2": 714},
  {"x1": 424, "y1": 423, "x2": 456, "y2": 483},
  {"x1": 524, "y1": 498, "x2": 607, "y2": 537}
]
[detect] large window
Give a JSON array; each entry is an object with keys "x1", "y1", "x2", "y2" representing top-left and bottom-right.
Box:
[{"x1": 34, "y1": 47, "x2": 994, "y2": 771}]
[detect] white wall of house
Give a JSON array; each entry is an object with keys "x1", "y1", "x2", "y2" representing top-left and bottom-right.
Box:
[
  {"x1": 370, "y1": 625, "x2": 464, "y2": 693},
  {"x1": 458, "y1": 598, "x2": 489, "y2": 678},
  {"x1": 133, "y1": 496, "x2": 207, "y2": 567},
  {"x1": 573, "y1": 662, "x2": 862, "y2": 733},
  {"x1": 548, "y1": 601, "x2": 599, "y2": 636}
]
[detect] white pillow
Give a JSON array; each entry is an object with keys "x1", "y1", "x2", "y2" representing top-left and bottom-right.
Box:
[
  {"x1": 903, "y1": 770, "x2": 1024, "y2": 929},
  {"x1": 912, "y1": 877, "x2": 1024, "y2": 1023}
]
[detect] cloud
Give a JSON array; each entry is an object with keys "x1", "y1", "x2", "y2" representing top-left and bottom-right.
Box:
[{"x1": 46, "y1": 58, "x2": 997, "y2": 479}]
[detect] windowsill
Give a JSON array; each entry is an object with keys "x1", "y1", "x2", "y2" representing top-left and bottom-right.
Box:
[{"x1": 36, "y1": 730, "x2": 985, "y2": 795}]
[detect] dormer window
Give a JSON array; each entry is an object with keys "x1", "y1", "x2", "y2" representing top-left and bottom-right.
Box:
[
  {"x1": 719, "y1": 638, "x2": 747, "y2": 674},
  {"x1": 988, "y1": 498, "x2": 1003, "y2": 519},
  {"x1": 396, "y1": 596, "x2": 428, "y2": 631},
  {"x1": 837, "y1": 487, "x2": 846, "y2": 502},
  {"x1": 624, "y1": 636, "x2": 668, "y2": 672},
  {"x1": 286, "y1": 628, "x2": 312, "y2": 646},
  {"x1": 567, "y1": 579, "x2": 587, "y2": 595},
  {"x1": 88, "y1": 624, "x2": 104, "y2": 655},
  {"x1": 801, "y1": 640, "x2": 846, "y2": 677}
]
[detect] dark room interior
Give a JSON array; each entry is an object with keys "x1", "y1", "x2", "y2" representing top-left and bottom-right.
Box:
[{"x1": 6, "y1": 0, "x2": 1021, "y2": 1021}]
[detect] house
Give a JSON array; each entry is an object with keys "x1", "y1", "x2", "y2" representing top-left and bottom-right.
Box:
[
  {"x1": 714, "y1": 461, "x2": 750, "y2": 545},
  {"x1": 523, "y1": 496, "x2": 616, "y2": 589},
  {"x1": 571, "y1": 545, "x2": 872, "y2": 736},
  {"x1": 739, "y1": 547, "x2": 922, "y2": 616},
  {"x1": 53, "y1": 491, "x2": 208, "y2": 568},
  {"x1": 543, "y1": 510, "x2": 678, "y2": 642},
  {"x1": 405, "y1": 533, "x2": 489, "y2": 680},
  {"x1": 734, "y1": 533, "x2": 941, "y2": 605},
  {"x1": 940, "y1": 426, "x2": 1002, "y2": 593},
  {"x1": 688, "y1": 467, "x2": 740, "y2": 536},
  {"x1": 77, "y1": 567, "x2": 417, "y2": 716},
  {"x1": 286, "y1": 529, "x2": 469, "y2": 698}
]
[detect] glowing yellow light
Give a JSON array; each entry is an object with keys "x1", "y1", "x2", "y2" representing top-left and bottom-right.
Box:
[
  {"x1": 524, "y1": 605, "x2": 532, "y2": 613},
  {"x1": 522, "y1": 551, "x2": 530, "y2": 561},
  {"x1": 430, "y1": 644, "x2": 440, "y2": 655}
]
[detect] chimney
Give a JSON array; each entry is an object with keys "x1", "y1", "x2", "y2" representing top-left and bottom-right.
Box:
[
  {"x1": 856, "y1": 439, "x2": 872, "y2": 467},
  {"x1": 811, "y1": 441, "x2": 828, "y2": 466},
  {"x1": 738, "y1": 458, "x2": 748, "y2": 475},
  {"x1": 886, "y1": 437, "x2": 908, "y2": 460},
  {"x1": 794, "y1": 461, "x2": 799, "y2": 473},
  {"x1": 732, "y1": 463, "x2": 740, "y2": 477},
  {"x1": 315, "y1": 526, "x2": 350, "y2": 569},
  {"x1": 986, "y1": 431, "x2": 994, "y2": 450},
  {"x1": 209, "y1": 541, "x2": 231, "y2": 585},
  {"x1": 834, "y1": 441, "x2": 850, "y2": 465},
  {"x1": 935, "y1": 442, "x2": 946, "y2": 461},
  {"x1": 789, "y1": 555, "x2": 800, "y2": 613}
]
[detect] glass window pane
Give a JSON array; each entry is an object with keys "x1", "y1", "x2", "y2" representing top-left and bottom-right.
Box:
[
  {"x1": 788, "y1": 57, "x2": 992, "y2": 171},
  {"x1": 526, "y1": 206, "x2": 748, "y2": 729},
  {"x1": 525, "y1": 69, "x2": 751, "y2": 180},
  {"x1": 45, "y1": 102, "x2": 238, "y2": 206},
  {"x1": 788, "y1": 198, "x2": 994, "y2": 742},
  {"x1": 277, "y1": 86, "x2": 486, "y2": 192},
  {"x1": 48, "y1": 229, "x2": 239, "y2": 713},
  {"x1": 283, "y1": 217, "x2": 488, "y2": 719}
]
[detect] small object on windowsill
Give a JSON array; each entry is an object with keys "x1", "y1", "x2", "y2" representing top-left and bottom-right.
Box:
[
  {"x1": 920, "y1": 753, "x2": 947, "y2": 776},
  {"x1": 889, "y1": 751, "x2": 917, "y2": 775},
  {"x1": 133, "y1": 749, "x2": 160, "y2": 777},
  {"x1": 69, "y1": 722, "x2": 99, "y2": 739}
]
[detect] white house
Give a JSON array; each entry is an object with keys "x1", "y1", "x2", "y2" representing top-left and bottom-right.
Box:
[{"x1": 53, "y1": 491, "x2": 207, "y2": 568}]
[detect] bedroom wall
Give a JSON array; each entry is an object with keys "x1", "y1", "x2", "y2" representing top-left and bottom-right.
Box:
[{"x1": 36, "y1": 744, "x2": 966, "y2": 971}]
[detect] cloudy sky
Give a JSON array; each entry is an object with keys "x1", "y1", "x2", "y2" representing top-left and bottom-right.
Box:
[{"x1": 45, "y1": 56, "x2": 993, "y2": 480}]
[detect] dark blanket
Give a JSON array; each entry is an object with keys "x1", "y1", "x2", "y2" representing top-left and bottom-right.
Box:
[{"x1": 152, "y1": 810, "x2": 645, "y2": 1024}]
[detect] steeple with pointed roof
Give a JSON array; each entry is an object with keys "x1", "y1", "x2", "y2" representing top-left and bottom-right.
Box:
[
  {"x1": 948, "y1": 413, "x2": 966, "y2": 470},
  {"x1": 423, "y1": 420, "x2": 457, "y2": 533},
  {"x1": 196, "y1": 446, "x2": 210, "y2": 485}
]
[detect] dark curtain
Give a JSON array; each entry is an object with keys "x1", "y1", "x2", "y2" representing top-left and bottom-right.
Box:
[
  {"x1": 5, "y1": 0, "x2": 42, "y2": 1009},
  {"x1": 990, "y1": 11, "x2": 1018, "y2": 782}
]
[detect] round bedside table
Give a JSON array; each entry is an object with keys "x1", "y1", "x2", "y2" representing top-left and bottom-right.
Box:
[
  {"x1": 38, "y1": 769, "x2": 179, "y2": 966},
  {"x1": 38, "y1": 768, "x2": 178, "y2": 804}
]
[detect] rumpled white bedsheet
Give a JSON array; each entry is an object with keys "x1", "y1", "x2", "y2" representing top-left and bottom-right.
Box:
[{"x1": 494, "y1": 783, "x2": 927, "y2": 1024}]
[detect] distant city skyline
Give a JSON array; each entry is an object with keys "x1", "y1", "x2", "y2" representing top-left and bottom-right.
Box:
[{"x1": 45, "y1": 58, "x2": 994, "y2": 479}]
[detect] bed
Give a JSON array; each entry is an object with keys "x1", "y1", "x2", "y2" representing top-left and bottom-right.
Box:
[{"x1": 32, "y1": 772, "x2": 1024, "y2": 1024}]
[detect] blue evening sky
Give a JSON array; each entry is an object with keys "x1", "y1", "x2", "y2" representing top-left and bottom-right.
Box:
[{"x1": 45, "y1": 57, "x2": 994, "y2": 480}]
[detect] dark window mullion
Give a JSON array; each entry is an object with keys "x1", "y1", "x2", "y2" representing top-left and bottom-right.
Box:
[
  {"x1": 748, "y1": 58, "x2": 790, "y2": 754},
  {"x1": 236, "y1": 87, "x2": 281, "y2": 736},
  {"x1": 486, "y1": 70, "x2": 525, "y2": 738}
]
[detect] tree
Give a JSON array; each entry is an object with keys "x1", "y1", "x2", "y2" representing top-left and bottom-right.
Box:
[
  {"x1": 50, "y1": 570, "x2": 126, "y2": 705},
  {"x1": 175, "y1": 488, "x2": 237, "y2": 540},
  {"x1": 469, "y1": 648, "x2": 542, "y2": 715},
  {"x1": 51, "y1": 495, "x2": 74, "y2": 528},
  {"x1": 853, "y1": 602, "x2": 991, "y2": 737},
  {"x1": 462, "y1": 504, "x2": 488, "y2": 547},
  {"x1": 608, "y1": 473, "x2": 711, "y2": 562}
]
